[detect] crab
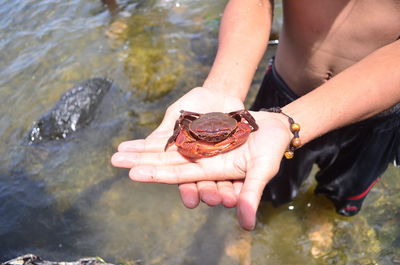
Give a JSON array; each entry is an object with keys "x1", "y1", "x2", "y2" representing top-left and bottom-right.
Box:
[{"x1": 164, "y1": 109, "x2": 258, "y2": 159}]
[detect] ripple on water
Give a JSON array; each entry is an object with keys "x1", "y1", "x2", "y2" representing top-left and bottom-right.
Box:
[{"x1": 0, "y1": 0, "x2": 399, "y2": 264}]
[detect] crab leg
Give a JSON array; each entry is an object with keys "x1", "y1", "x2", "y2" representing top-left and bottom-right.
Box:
[
  {"x1": 229, "y1": 109, "x2": 259, "y2": 131},
  {"x1": 179, "y1": 110, "x2": 202, "y2": 119},
  {"x1": 164, "y1": 119, "x2": 181, "y2": 151},
  {"x1": 165, "y1": 111, "x2": 202, "y2": 151}
]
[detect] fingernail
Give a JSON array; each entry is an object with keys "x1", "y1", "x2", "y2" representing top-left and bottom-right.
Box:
[
  {"x1": 111, "y1": 153, "x2": 138, "y2": 168},
  {"x1": 111, "y1": 153, "x2": 126, "y2": 164},
  {"x1": 129, "y1": 166, "x2": 155, "y2": 182}
]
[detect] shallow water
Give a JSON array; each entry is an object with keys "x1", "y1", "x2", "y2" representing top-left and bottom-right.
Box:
[{"x1": 0, "y1": 0, "x2": 399, "y2": 264}]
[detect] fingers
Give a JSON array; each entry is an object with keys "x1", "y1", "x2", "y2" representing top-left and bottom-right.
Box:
[
  {"x1": 127, "y1": 163, "x2": 238, "y2": 184},
  {"x1": 232, "y1": 180, "x2": 244, "y2": 196},
  {"x1": 179, "y1": 183, "x2": 200, "y2": 209},
  {"x1": 179, "y1": 181, "x2": 239, "y2": 208},
  {"x1": 197, "y1": 181, "x2": 222, "y2": 206},
  {"x1": 124, "y1": 150, "x2": 245, "y2": 183},
  {"x1": 117, "y1": 137, "x2": 171, "y2": 153},
  {"x1": 127, "y1": 157, "x2": 245, "y2": 184},
  {"x1": 237, "y1": 178, "x2": 267, "y2": 231},
  {"x1": 237, "y1": 157, "x2": 280, "y2": 230},
  {"x1": 112, "y1": 133, "x2": 186, "y2": 169},
  {"x1": 127, "y1": 163, "x2": 208, "y2": 184},
  {"x1": 217, "y1": 181, "x2": 238, "y2": 208},
  {"x1": 232, "y1": 114, "x2": 291, "y2": 230},
  {"x1": 118, "y1": 139, "x2": 161, "y2": 152},
  {"x1": 111, "y1": 150, "x2": 187, "y2": 168}
]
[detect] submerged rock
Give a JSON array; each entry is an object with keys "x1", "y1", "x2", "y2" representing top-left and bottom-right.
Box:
[
  {"x1": 1, "y1": 254, "x2": 116, "y2": 265},
  {"x1": 28, "y1": 78, "x2": 113, "y2": 144}
]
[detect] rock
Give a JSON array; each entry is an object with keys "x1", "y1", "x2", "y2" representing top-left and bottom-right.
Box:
[
  {"x1": 28, "y1": 78, "x2": 113, "y2": 144},
  {"x1": 1, "y1": 254, "x2": 115, "y2": 265}
]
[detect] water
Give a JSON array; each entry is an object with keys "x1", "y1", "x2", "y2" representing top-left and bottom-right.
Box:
[{"x1": 0, "y1": 0, "x2": 399, "y2": 264}]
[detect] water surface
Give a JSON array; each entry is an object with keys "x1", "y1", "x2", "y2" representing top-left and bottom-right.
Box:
[{"x1": 0, "y1": 0, "x2": 399, "y2": 264}]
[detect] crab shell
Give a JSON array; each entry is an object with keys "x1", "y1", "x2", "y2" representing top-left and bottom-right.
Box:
[
  {"x1": 189, "y1": 112, "x2": 239, "y2": 143},
  {"x1": 165, "y1": 110, "x2": 258, "y2": 159},
  {"x1": 175, "y1": 121, "x2": 253, "y2": 159}
]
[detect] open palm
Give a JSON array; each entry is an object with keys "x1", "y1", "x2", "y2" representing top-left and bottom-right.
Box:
[{"x1": 112, "y1": 87, "x2": 291, "y2": 230}]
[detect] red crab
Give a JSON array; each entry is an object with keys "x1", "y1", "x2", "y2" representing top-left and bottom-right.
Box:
[{"x1": 164, "y1": 110, "x2": 259, "y2": 159}]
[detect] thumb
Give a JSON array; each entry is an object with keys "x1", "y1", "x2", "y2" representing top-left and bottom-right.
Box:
[
  {"x1": 237, "y1": 156, "x2": 281, "y2": 230},
  {"x1": 148, "y1": 108, "x2": 180, "y2": 138}
]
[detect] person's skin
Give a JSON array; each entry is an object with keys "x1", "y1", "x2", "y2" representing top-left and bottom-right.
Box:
[
  {"x1": 277, "y1": 0, "x2": 400, "y2": 96},
  {"x1": 112, "y1": 0, "x2": 400, "y2": 230}
]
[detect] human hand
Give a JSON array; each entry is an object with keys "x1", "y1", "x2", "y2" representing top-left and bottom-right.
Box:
[
  {"x1": 112, "y1": 88, "x2": 291, "y2": 229},
  {"x1": 114, "y1": 86, "x2": 249, "y2": 207}
]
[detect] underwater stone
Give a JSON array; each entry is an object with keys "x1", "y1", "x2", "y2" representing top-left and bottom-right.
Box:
[
  {"x1": 1, "y1": 254, "x2": 117, "y2": 265},
  {"x1": 28, "y1": 78, "x2": 113, "y2": 144}
]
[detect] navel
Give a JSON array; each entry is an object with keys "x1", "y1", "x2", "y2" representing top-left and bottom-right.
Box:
[{"x1": 324, "y1": 70, "x2": 333, "y2": 82}]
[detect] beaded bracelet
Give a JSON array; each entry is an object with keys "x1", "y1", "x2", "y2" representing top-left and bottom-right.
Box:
[{"x1": 260, "y1": 107, "x2": 301, "y2": 159}]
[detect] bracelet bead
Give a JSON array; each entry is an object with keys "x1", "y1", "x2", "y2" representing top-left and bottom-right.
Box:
[
  {"x1": 284, "y1": 151, "x2": 294, "y2": 159},
  {"x1": 290, "y1": 123, "x2": 300, "y2": 132},
  {"x1": 261, "y1": 107, "x2": 301, "y2": 159},
  {"x1": 291, "y1": 137, "x2": 301, "y2": 148}
]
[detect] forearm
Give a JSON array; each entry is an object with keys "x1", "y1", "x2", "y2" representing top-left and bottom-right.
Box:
[
  {"x1": 203, "y1": 0, "x2": 273, "y2": 101},
  {"x1": 283, "y1": 40, "x2": 400, "y2": 145}
]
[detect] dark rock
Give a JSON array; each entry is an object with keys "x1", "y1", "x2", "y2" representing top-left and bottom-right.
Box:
[
  {"x1": 1, "y1": 254, "x2": 116, "y2": 265},
  {"x1": 28, "y1": 78, "x2": 113, "y2": 144}
]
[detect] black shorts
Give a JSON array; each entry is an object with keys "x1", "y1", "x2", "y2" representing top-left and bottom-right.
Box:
[{"x1": 250, "y1": 61, "x2": 400, "y2": 216}]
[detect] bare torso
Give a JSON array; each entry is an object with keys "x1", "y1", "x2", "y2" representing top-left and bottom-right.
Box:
[{"x1": 275, "y1": 0, "x2": 400, "y2": 96}]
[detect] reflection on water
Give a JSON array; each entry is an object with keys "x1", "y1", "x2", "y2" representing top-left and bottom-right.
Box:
[{"x1": 0, "y1": 0, "x2": 399, "y2": 264}]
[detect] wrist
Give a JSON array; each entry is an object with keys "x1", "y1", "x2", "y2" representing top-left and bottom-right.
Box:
[{"x1": 261, "y1": 107, "x2": 302, "y2": 159}]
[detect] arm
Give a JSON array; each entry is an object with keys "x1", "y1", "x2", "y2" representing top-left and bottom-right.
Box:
[
  {"x1": 113, "y1": 40, "x2": 400, "y2": 230},
  {"x1": 231, "y1": 40, "x2": 400, "y2": 230},
  {"x1": 203, "y1": 0, "x2": 273, "y2": 100},
  {"x1": 112, "y1": 0, "x2": 277, "y2": 230},
  {"x1": 283, "y1": 40, "x2": 400, "y2": 145},
  {"x1": 113, "y1": 2, "x2": 399, "y2": 231},
  {"x1": 177, "y1": 0, "x2": 274, "y2": 209}
]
